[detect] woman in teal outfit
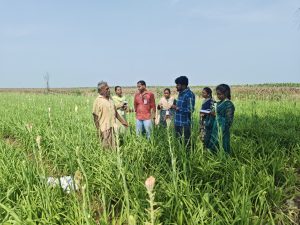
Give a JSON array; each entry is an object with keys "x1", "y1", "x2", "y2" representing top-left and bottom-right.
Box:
[
  {"x1": 199, "y1": 87, "x2": 215, "y2": 148},
  {"x1": 208, "y1": 84, "x2": 235, "y2": 154}
]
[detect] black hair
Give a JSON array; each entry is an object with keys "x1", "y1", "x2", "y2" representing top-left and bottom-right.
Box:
[
  {"x1": 164, "y1": 88, "x2": 171, "y2": 94},
  {"x1": 216, "y1": 84, "x2": 231, "y2": 100},
  {"x1": 115, "y1": 86, "x2": 121, "y2": 92},
  {"x1": 175, "y1": 76, "x2": 189, "y2": 86},
  {"x1": 137, "y1": 80, "x2": 146, "y2": 86},
  {"x1": 203, "y1": 87, "x2": 212, "y2": 98}
]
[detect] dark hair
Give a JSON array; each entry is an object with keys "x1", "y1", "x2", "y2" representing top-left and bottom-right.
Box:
[
  {"x1": 175, "y1": 76, "x2": 188, "y2": 86},
  {"x1": 203, "y1": 87, "x2": 212, "y2": 98},
  {"x1": 164, "y1": 88, "x2": 171, "y2": 94},
  {"x1": 137, "y1": 80, "x2": 146, "y2": 86},
  {"x1": 115, "y1": 86, "x2": 121, "y2": 92},
  {"x1": 216, "y1": 84, "x2": 231, "y2": 100}
]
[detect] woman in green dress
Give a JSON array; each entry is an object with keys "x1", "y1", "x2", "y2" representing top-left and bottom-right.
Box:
[
  {"x1": 199, "y1": 87, "x2": 214, "y2": 148},
  {"x1": 208, "y1": 84, "x2": 235, "y2": 154}
]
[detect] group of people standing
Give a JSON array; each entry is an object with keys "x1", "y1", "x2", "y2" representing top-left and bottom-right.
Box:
[{"x1": 92, "y1": 76, "x2": 235, "y2": 153}]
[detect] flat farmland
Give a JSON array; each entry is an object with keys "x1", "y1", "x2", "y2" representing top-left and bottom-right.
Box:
[{"x1": 0, "y1": 85, "x2": 300, "y2": 224}]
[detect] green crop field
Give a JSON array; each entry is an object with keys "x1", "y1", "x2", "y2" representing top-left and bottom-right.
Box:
[{"x1": 0, "y1": 85, "x2": 300, "y2": 224}]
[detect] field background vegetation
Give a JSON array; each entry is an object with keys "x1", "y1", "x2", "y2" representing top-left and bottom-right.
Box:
[{"x1": 0, "y1": 83, "x2": 300, "y2": 224}]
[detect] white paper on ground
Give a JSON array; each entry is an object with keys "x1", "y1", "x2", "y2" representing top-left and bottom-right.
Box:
[{"x1": 47, "y1": 176, "x2": 79, "y2": 193}]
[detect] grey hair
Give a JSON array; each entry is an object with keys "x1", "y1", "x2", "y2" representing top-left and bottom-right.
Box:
[{"x1": 97, "y1": 81, "x2": 108, "y2": 92}]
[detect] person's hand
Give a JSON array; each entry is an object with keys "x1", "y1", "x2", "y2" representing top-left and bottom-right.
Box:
[
  {"x1": 122, "y1": 121, "x2": 129, "y2": 127},
  {"x1": 210, "y1": 111, "x2": 216, "y2": 116},
  {"x1": 171, "y1": 104, "x2": 176, "y2": 110}
]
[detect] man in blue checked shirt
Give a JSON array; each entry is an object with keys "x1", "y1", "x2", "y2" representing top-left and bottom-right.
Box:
[{"x1": 171, "y1": 76, "x2": 195, "y2": 149}]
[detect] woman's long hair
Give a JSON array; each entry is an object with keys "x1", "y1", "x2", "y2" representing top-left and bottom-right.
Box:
[
  {"x1": 203, "y1": 87, "x2": 212, "y2": 98},
  {"x1": 216, "y1": 84, "x2": 231, "y2": 100}
]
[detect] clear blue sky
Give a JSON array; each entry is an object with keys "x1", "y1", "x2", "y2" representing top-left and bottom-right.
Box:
[{"x1": 0, "y1": 0, "x2": 299, "y2": 88}]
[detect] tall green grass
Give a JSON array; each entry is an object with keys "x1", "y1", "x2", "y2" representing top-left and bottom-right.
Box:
[{"x1": 0, "y1": 92, "x2": 299, "y2": 224}]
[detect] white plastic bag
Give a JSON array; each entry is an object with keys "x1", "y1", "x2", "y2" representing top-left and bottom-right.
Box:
[{"x1": 47, "y1": 176, "x2": 79, "y2": 194}]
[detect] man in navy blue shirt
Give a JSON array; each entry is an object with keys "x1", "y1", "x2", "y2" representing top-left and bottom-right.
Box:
[{"x1": 172, "y1": 76, "x2": 195, "y2": 149}]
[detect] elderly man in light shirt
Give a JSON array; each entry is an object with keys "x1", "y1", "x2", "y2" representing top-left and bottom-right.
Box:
[{"x1": 92, "y1": 81, "x2": 128, "y2": 149}]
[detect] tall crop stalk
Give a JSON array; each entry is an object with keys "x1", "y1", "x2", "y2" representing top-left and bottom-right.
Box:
[
  {"x1": 116, "y1": 132, "x2": 131, "y2": 223},
  {"x1": 76, "y1": 146, "x2": 91, "y2": 225}
]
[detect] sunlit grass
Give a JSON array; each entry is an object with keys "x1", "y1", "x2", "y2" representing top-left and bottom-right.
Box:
[{"x1": 0, "y1": 90, "x2": 299, "y2": 224}]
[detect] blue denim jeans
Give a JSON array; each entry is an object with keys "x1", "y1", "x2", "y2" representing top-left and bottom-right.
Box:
[{"x1": 136, "y1": 119, "x2": 153, "y2": 139}]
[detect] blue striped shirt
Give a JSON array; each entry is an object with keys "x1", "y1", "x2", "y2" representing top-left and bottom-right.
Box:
[{"x1": 174, "y1": 88, "x2": 195, "y2": 126}]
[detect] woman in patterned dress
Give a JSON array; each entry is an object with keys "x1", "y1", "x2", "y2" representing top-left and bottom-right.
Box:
[
  {"x1": 199, "y1": 87, "x2": 214, "y2": 147},
  {"x1": 208, "y1": 84, "x2": 235, "y2": 154}
]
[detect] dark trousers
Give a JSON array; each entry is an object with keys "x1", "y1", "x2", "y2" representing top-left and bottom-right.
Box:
[{"x1": 175, "y1": 125, "x2": 191, "y2": 148}]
